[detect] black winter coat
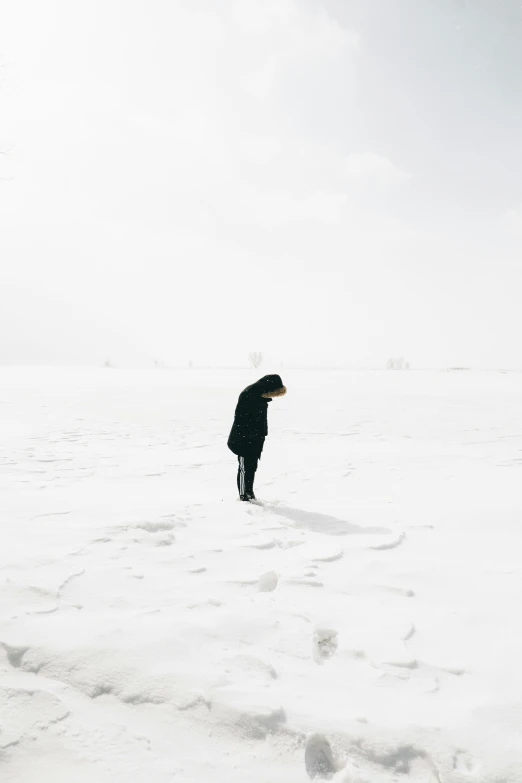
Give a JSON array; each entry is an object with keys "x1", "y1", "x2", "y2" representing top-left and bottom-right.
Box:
[{"x1": 227, "y1": 374, "x2": 286, "y2": 457}]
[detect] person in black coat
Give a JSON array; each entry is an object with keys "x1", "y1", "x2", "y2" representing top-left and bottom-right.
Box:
[{"x1": 227, "y1": 374, "x2": 287, "y2": 501}]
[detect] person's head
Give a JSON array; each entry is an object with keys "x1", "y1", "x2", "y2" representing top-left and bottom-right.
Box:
[{"x1": 257, "y1": 374, "x2": 287, "y2": 399}]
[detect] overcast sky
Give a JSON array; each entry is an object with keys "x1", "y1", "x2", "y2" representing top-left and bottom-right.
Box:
[{"x1": 1, "y1": 0, "x2": 522, "y2": 368}]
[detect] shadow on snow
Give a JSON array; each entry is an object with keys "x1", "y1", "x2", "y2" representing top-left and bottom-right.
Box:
[{"x1": 263, "y1": 504, "x2": 391, "y2": 537}]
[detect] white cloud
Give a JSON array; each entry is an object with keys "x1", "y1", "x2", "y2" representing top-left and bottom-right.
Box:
[
  {"x1": 231, "y1": 0, "x2": 356, "y2": 54},
  {"x1": 231, "y1": 0, "x2": 295, "y2": 34},
  {"x1": 232, "y1": 0, "x2": 357, "y2": 100},
  {"x1": 238, "y1": 135, "x2": 282, "y2": 164},
  {"x1": 241, "y1": 59, "x2": 279, "y2": 100},
  {"x1": 342, "y1": 153, "x2": 410, "y2": 187},
  {"x1": 229, "y1": 187, "x2": 349, "y2": 227},
  {"x1": 503, "y1": 204, "x2": 522, "y2": 237}
]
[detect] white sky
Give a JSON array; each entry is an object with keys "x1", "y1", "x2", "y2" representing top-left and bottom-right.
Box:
[{"x1": 1, "y1": 0, "x2": 522, "y2": 369}]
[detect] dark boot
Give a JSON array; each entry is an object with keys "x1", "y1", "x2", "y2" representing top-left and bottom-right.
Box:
[{"x1": 237, "y1": 454, "x2": 259, "y2": 501}]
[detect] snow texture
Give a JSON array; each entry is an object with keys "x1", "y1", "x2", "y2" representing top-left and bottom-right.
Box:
[{"x1": 1, "y1": 367, "x2": 522, "y2": 782}]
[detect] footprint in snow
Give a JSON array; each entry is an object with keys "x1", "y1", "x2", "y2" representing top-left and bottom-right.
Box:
[
  {"x1": 288, "y1": 577, "x2": 324, "y2": 588},
  {"x1": 313, "y1": 629, "x2": 338, "y2": 664},
  {"x1": 239, "y1": 537, "x2": 276, "y2": 550},
  {"x1": 258, "y1": 571, "x2": 278, "y2": 592},
  {"x1": 453, "y1": 750, "x2": 480, "y2": 774},
  {"x1": 305, "y1": 734, "x2": 338, "y2": 780},
  {"x1": 370, "y1": 531, "x2": 406, "y2": 551},
  {"x1": 134, "y1": 520, "x2": 177, "y2": 533},
  {"x1": 312, "y1": 548, "x2": 344, "y2": 563}
]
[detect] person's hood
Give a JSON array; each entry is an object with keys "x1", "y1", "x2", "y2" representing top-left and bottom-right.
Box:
[{"x1": 256, "y1": 374, "x2": 287, "y2": 398}]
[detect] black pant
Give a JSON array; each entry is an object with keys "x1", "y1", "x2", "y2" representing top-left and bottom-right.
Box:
[{"x1": 237, "y1": 454, "x2": 259, "y2": 498}]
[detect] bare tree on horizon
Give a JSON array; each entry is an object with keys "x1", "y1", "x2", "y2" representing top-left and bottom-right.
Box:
[
  {"x1": 248, "y1": 352, "x2": 263, "y2": 369},
  {"x1": 386, "y1": 357, "x2": 410, "y2": 370}
]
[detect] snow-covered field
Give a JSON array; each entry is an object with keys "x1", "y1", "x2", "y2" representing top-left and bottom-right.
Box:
[{"x1": 1, "y1": 367, "x2": 522, "y2": 782}]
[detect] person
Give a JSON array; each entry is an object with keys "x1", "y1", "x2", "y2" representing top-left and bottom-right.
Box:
[{"x1": 227, "y1": 374, "x2": 287, "y2": 501}]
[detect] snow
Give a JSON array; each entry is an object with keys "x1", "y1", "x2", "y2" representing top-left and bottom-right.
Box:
[{"x1": 1, "y1": 366, "x2": 522, "y2": 782}]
